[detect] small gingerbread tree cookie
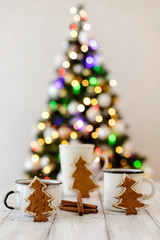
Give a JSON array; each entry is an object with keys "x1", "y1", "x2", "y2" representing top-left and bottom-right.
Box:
[
  {"x1": 70, "y1": 155, "x2": 98, "y2": 198},
  {"x1": 25, "y1": 176, "x2": 56, "y2": 222},
  {"x1": 112, "y1": 174, "x2": 148, "y2": 215}
]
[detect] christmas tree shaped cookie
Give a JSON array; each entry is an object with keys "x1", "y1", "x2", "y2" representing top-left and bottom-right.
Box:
[
  {"x1": 112, "y1": 174, "x2": 148, "y2": 215},
  {"x1": 70, "y1": 155, "x2": 98, "y2": 197},
  {"x1": 25, "y1": 176, "x2": 56, "y2": 222}
]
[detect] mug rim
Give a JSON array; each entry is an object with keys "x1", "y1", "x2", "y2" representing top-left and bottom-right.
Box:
[
  {"x1": 103, "y1": 168, "x2": 144, "y2": 174},
  {"x1": 59, "y1": 144, "x2": 94, "y2": 148},
  {"x1": 15, "y1": 179, "x2": 62, "y2": 185}
]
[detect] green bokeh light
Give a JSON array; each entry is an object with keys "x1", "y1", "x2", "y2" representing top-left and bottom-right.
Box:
[
  {"x1": 49, "y1": 101, "x2": 57, "y2": 110},
  {"x1": 73, "y1": 84, "x2": 81, "y2": 91},
  {"x1": 108, "y1": 134, "x2": 116, "y2": 145},
  {"x1": 133, "y1": 160, "x2": 142, "y2": 168},
  {"x1": 89, "y1": 77, "x2": 97, "y2": 86},
  {"x1": 93, "y1": 65, "x2": 104, "y2": 74},
  {"x1": 73, "y1": 88, "x2": 80, "y2": 94}
]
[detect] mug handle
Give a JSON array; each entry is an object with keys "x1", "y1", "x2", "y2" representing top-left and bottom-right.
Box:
[
  {"x1": 142, "y1": 177, "x2": 156, "y2": 200},
  {"x1": 93, "y1": 154, "x2": 108, "y2": 180},
  {"x1": 3, "y1": 190, "x2": 19, "y2": 210}
]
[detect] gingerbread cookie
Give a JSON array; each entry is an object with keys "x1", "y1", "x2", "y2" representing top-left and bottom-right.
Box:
[
  {"x1": 24, "y1": 176, "x2": 56, "y2": 222},
  {"x1": 70, "y1": 155, "x2": 98, "y2": 198},
  {"x1": 112, "y1": 173, "x2": 148, "y2": 215}
]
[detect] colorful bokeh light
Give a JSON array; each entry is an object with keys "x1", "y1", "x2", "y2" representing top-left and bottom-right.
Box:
[
  {"x1": 108, "y1": 134, "x2": 116, "y2": 145},
  {"x1": 89, "y1": 40, "x2": 99, "y2": 50},
  {"x1": 53, "y1": 78, "x2": 64, "y2": 89}
]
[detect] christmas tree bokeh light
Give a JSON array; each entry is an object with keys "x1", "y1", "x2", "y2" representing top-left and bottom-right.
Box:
[{"x1": 24, "y1": 6, "x2": 146, "y2": 179}]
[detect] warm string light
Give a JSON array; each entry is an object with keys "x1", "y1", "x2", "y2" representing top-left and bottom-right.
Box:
[
  {"x1": 94, "y1": 86, "x2": 102, "y2": 94},
  {"x1": 82, "y1": 79, "x2": 89, "y2": 87},
  {"x1": 52, "y1": 130, "x2": 59, "y2": 139},
  {"x1": 41, "y1": 111, "x2": 50, "y2": 119},
  {"x1": 124, "y1": 151, "x2": 131, "y2": 158},
  {"x1": 70, "y1": 30, "x2": 78, "y2": 38},
  {"x1": 38, "y1": 138, "x2": 45, "y2": 145},
  {"x1": 45, "y1": 137, "x2": 52, "y2": 144},
  {"x1": 30, "y1": 141, "x2": 38, "y2": 149},
  {"x1": 91, "y1": 132, "x2": 98, "y2": 139},
  {"x1": 77, "y1": 104, "x2": 85, "y2": 112},
  {"x1": 61, "y1": 140, "x2": 68, "y2": 145},
  {"x1": 38, "y1": 122, "x2": 45, "y2": 131},
  {"x1": 73, "y1": 14, "x2": 81, "y2": 22},
  {"x1": 62, "y1": 61, "x2": 70, "y2": 68},
  {"x1": 108, "y1": 108, "x2": 116, "y2": 116},
  {"x1": 83, "y1": 23, "x2": 91, "y2": 31},
  {"x1": 71, "y1": 80, "x2": 79, "y2": 87},
  {"x1": 83, "y1": 97, "x2": 91, "y2": 105},
  {"x1": 32, "y1": 154, "x2": 40, "y2": 163},
  {"x1": 86, "y1": 124, "x2": 93, "y2": 132},
  {"x1": 70, "y1": 7, "x2": 77, "y2": 14},
  {"x1": 109, "y1": 79, "x2": 117, "y2": 87},
  {"x1": 70, "y1": 132, "x2": 77, "y2": 139},
  {"x1": 96, "y1": 115, "x2": 103, "y2": 123},
  {"x1": 79, "y1": 9, "x2": 88, "y2": 20},
  {"x1": 43, "y1": 166, "x2": 51, "y2": 174},
  {"x1": 116, "y1": 146, "x2": 123, "y2": 154},
  {"x1": 91, "y1": 98, "x2": 98, "y2": 106},
  {"x1": 68, "y1": 51, "x2": 78, "y2": 60},
  {"x1": 108, "y1": 119, "x2": 116, "y2": 127},
  {"x1": 81, "y1": 45, "x2": 88, "y2": 52}
]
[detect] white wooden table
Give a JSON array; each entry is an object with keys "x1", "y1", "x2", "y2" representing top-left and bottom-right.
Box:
[{"x1": 0, "y1": 182, "x2": 160, "y2": 240}]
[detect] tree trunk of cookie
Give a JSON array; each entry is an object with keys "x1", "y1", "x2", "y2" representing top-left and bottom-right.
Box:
[
  {"x1": 126, "y1": 208, "x2": 137, "y2": 215},
  {"x1": 81, "y1": 191, "x2": 89, "y2": 198},
  {"x1": 34, "y1": 214, "x2": 48, "y2": 222}
]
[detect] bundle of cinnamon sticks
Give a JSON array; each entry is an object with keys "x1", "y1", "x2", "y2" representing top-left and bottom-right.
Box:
[{"x1": 58, "y1": 192, "x2": 98, "y2": 216}]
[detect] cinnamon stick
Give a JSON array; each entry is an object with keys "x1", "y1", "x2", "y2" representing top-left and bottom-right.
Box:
[
  {"x1": 77, "y1": 192, "x2": 84, "y2": 216},
  {"x1": 58, "y1": 205, "x2": 98, "y2": 214},
  {"x1": 61, "y1": 200, "x2": 97, "y2": 209},
  {"x1": 84, "y1": 208, "x2": 98, "y2": 214},
  {"x1": 58, "y1": 206, "x2": 78, "y2": 213}
]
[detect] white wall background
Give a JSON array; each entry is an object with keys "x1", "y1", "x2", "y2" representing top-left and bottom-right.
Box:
[{"x1": 0, "y1": 0, "x2": 160, "y2": 187}]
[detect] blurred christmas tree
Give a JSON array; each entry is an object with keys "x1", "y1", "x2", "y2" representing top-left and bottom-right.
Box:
[{"x1": 24, "y1": 6, "x2": 146, "y2": 179}]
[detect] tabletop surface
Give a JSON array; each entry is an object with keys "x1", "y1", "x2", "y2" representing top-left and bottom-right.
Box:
[{"x1": 0, "y1": 181, "x2": 160, "y2": 240}]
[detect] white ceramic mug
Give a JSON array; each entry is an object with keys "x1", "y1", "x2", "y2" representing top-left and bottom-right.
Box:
[
  {"x1": 103, "y1": 169, "x2": 155, "y2": 211},
  {"x1": 59, "y1": 144, "x2": 108, "y2": 196},
  {"x1": 4, "y1": 179, "x2": 62, "y2": 213}
]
